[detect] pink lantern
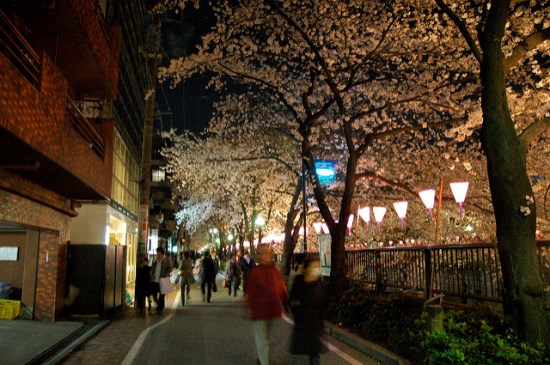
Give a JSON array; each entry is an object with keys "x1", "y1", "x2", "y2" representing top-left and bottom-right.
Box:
[
  {"x1": 450, "y1": 182, "x2": 469, "y2": 216},
  {"x1": 373, "y1": 207, "x2": 387, "y2": 233},
  {"x1": 347, "y1": 214, "x2": 354, "y2": 235},
  {"x1": 358, "y1": 206, "x2": 370, "y2": 230},
  {"x1": 321, "y1": 223, "x2": 330, "y2": 234},
  {"x1": 313, "y1": 222, "x2": 323, "y2": 234},
  {"x1": 418, "y1": 189, "x2": 436, "y2": 220},
  {"x1": 393, "y1": 201, "x2": 408, "y2": 230}
]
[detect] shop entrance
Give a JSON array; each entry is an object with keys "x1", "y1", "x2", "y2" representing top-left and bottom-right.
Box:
[{"x1": 0, "y1": 222, "x2": 40, "y2": 318}]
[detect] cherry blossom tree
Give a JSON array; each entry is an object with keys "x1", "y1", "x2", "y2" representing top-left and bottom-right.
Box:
[
  {"x1": 156, "y1": 0, "x2": 548, "y2": 343},
  {"x1": 162, "y1": 95, "x2": 301, "y2": 262},
  {"x1": 409, "y1": 0, "x2": 550, "y2": 345},
  {"x1": 158, "y1": 0, "x2": 483, "y2": 293}
]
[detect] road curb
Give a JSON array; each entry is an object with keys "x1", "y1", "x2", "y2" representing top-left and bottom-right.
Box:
[
  {"x1": 323, "y1": 322, "x2": 412, "y2": 365},
  {"x1": 32, "y1": 320, "x2": 111, "y2": 365}
]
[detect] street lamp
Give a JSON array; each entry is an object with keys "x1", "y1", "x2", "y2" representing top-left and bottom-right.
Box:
[{"x1": 255, "y1": 216, "x2": 265, "y2": 246}]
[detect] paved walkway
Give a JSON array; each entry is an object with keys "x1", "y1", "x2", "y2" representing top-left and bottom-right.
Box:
[{"x1": 60, "y1": 274, "x2": 379, "y2": 365}]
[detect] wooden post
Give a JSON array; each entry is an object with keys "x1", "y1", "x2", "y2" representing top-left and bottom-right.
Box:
[
  {"x1": 434, "y1": 178, "x2": 444, "y2": 246},
  {"x1": 354, "y1": 205, "x2": 360, "y2": 247},
  {"x1": 429, "y1": 178, "x2": 444, "y2": 299}
]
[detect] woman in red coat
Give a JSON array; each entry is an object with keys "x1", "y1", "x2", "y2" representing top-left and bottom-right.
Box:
[{"x1": 246, "y1": 244, "x2": 288, "y2": 365}]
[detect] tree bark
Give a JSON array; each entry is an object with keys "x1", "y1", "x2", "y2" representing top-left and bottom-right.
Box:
[
  {"x1": 479, "y1": 0, "x2": 550, "y2": 345},
  {"x1": 281, "y1": 179, "x2": 303, "y2": 278}
]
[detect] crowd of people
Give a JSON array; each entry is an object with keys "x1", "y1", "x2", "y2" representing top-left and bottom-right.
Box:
[{"x1": 134, "y1": 244, "x2": 327, "y2": 365}]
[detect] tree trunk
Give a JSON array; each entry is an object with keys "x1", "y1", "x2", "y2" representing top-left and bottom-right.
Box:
[
  {"x1": 480, "y1": 0, "x2": 550, "y2": 345},
  {"x1": 281, "y1": 179, "x2": 303, "y2": 278},
  {"x1": 328, "y1": 153, "x2": 358, "y2": 295}
]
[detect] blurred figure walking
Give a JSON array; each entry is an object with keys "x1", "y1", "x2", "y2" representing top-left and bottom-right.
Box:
[
  {"x1": 288, "y1": 258, "x2": 328, "y2": 365},
  {"x1": 246, "y1": 244, "x2": 288, "y2": 365},
  {"x1": 201, "y1": 252, "x2": 217, "y2": 303},
  {"x1": 178, "y1": 252, "x2": 195, "y2": 306},
  {"x1": 135, "y1": 256, "x2": 151, "y2": 313},
  {"x1": 150, "y1": 247, "x2": 173, "y2": 313},
  {"x1": 240, "y1": 251, "x2": 255, "y2": 295}
]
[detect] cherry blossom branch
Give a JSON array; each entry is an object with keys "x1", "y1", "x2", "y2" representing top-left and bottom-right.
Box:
[
  {"x1": 215, "y1": 155, "x2": 300, "y2": 177},
  {"x1": 263, "y1": 0, "x2": 345, "y2": 112},
  {"x1": 504, "y1": 28, "x2": 550, "y2": 72},
  {"x1": 357, "y1": 115, "x2": 467, "y2": 155},
  {"x1": 435, "y1": 0, "x2": 483, "y2": 64},
  {"x1": 518, "y1": 117, "x2": 550, "y2": 158}
]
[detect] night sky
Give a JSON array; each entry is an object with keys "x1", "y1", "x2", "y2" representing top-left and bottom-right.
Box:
[{"x1": 154, "y1": 2, "x2": 217, "y2": 135}]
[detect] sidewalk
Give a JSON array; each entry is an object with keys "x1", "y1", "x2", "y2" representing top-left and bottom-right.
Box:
[{"x1": 1, "y1": 274, "x2": 409, "y2": 365}]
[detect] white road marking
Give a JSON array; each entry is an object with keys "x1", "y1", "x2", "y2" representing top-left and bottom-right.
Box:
[
  {"x1": 121, "y1": 290, "x2": 180, "y2": 365},
  {"x1": 281, "y1": 314, "x2": 364, "y2": 365}
]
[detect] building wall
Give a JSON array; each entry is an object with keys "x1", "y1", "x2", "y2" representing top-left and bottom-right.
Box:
[
  {"x1": 0, "y1": 190, "x2": 71, "y2": 241},
  {"x1": 70, "y1": 204, "x2": 109, "y2": 245},
  {"x1": 0, "y1": 189, "x2": 71, "y2": 321},
  {"x1": 0, "y1": 54, "x2": 114, "y2": 198},
  {"x1": 34, "y1": 231, "x2": 67, "y2": 321}
]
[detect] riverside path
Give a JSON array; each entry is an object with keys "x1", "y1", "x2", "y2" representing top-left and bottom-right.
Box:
[{"x1": 59, "y1": 273, "x2": 379, "y2": 365}]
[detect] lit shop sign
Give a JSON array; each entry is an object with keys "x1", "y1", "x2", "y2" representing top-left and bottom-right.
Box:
[{"x1": 314, "y1": 160, "x2": 335, "y2": 185}]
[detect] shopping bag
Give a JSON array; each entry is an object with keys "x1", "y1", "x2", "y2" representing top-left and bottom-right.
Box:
[
  {"x1": 159, "y1": 277, "x2": 174, "y2": 295},
  {"x1": 221, "y1": 279, "x2": 227, "y2": 288},
  {"x1": 212, "y1": 282, "x2": 218, "y2": 292},
  {"x1": 170, "y1": 271, "x2": 179, "y2": 284}
]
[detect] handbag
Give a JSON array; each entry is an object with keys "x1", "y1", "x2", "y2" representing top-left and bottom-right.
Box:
[
  {"x1": 159, "y1": 277, "x2": 174, "y2": 295},
  {"x1": 212, "y1": 281, "x2": 218, "y2": 292},
  {"x1": 221, "y1": 279, "x2": 227, "y2": 288}
]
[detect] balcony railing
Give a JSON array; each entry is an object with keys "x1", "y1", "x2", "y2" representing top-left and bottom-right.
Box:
[
  {"x1": 66, "y1": 96, "x2": 105, "y2": 158},
  {"x1": 0, "y1": 8, "x2": 40, "y2": 87},
  {"x1": 343, "y1": 241, "x2": 550, "y2": 302}
]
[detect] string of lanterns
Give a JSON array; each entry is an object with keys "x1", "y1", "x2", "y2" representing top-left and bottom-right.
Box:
[{"x1": 312, "y1": 181, "x2": 470, "y2": 236}]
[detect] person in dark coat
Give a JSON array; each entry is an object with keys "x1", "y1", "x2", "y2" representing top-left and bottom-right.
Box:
[
  {"x1": 135, "y1": 256, "x2": 151, "y2": 313},
  {"x1": 201, "y1": 252, "x2": 217, "y2": 303},
  {"x1": 240, "y1": 251, "x2": 255, "y2": 295},
  {"x1": 288, "y1": 258, "x2": 328, "y2": 365}
]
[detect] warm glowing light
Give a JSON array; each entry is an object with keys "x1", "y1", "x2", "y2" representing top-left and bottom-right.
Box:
[
  {"x1": 313, "y1": 222, "x2": 323, "y2": 234},
  {"x1": 255, "y1": 216, "x2": 266, "y2": 226},
  {"x1": 373, "y1": 207, "x2": 387, "y2": 233},
  {"x1": 393, "y1": 201, "x2": 408, "y2": 230},
  {"x1": 347, "y1": 214, "x2": 354, "y2": 235},
  {"x1": 358, "y1": 206, "x2": 370, "y2": 230},
  {"x1": 418, "y1": 189, "x2": 436, "y2": 220},
  {"x1": 450, "y1": 182, "x2": 469, "y2": 216}
]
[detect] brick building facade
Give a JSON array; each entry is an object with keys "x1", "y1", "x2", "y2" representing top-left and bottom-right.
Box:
[{"x1": 0, "y1": 0, "x2": 120, "y2": 320}]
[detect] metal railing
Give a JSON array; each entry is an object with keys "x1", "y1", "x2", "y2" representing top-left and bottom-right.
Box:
[
  {"x1": 344, "y1": 241, "x2": 550, "y2": 302},
  {"x1": 0, "y1": 8, "x2": 40, "y2": 87},
  {"x1": 66, "y1": 96, "x2": 105, "y2": 158}
]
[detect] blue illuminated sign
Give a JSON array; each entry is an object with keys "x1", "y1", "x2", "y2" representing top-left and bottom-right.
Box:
[{"x1": 314, "y1": 160, "x2": 335, "y2": 185}]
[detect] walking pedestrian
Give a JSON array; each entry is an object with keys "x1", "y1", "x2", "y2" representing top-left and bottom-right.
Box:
[
  {"x1": 135, "y1": 256, "x2": 151, "y2": 313},
  {"x1": 226, "y1": 254, "x2": 242, "y2": 296},
  {"x1": 246, "y1": 244, "x2": 288, "y2": 365},
  {"x1": 150, "y1": 247, "x2": 173, "y2": 313},
  {"x1": 287, "y1": 252, "x2": 305, "y2": 294},
  {"x1": 240, "y1": 251, "x2": 255, "y2": 295},
  {"x1": 201, "y1": 252, "x2": 217, "y2": 303},
  {"x1": 178, "y1": 252, "x2": 195, "y2": 306},
  {"x1": 288, "y1": 258, "x2": 328, "y2": 365}
]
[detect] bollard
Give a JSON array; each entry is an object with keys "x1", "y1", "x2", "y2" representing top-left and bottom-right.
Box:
[{"x1": 424, "y1": 304, "x2": 445, "y2": 333}]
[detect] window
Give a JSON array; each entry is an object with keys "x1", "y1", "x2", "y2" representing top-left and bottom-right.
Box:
[
  {"x1": 152, "y1": 169, "x2": 165, "y2": 182},
  {"x1": 112, "y1": 131, "x2": 139, "y2": 215}
]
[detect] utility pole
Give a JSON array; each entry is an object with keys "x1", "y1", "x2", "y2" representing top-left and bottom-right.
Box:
[{"x1": 138, "y1": 17, "x2": 162, "y2": 255}]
